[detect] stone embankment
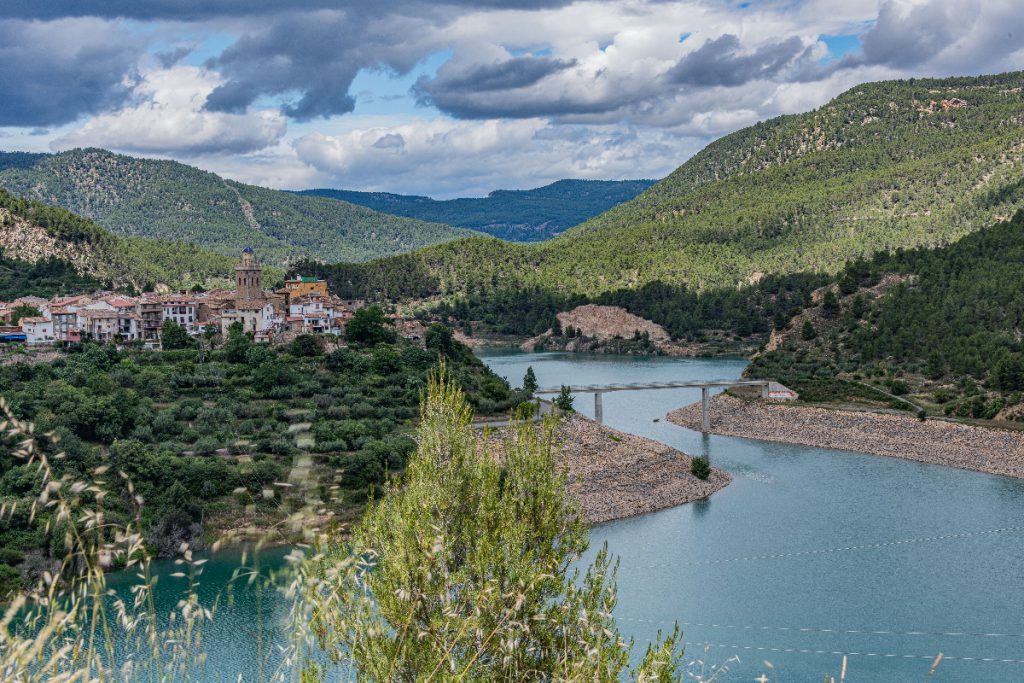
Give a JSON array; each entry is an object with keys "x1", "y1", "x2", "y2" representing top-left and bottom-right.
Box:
[
  {"x1": 553, "y1": 414, "x2": 730, "y2": 524},
  {"x1": 669, "y1": 394, "x2": 1024, "y2": 478}
]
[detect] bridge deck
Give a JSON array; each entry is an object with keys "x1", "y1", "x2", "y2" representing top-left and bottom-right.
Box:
[
  {"x1": 534, "y1": 379, "x2": 767, "y2": 394},
  {"x1": 534, "y1": 378, "x2": 770, "y2": 430}
]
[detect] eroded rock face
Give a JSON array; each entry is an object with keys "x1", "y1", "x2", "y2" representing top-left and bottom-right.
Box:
[
  {"x1": 556, "y1": 304, "x2": 670, "y2": 342},
  {"x1": 0, "y1": 209, "x2": 103, "y2": 278}
]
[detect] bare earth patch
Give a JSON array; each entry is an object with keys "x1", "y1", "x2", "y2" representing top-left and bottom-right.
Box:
[
  {"x1": 668, "y1": 394, "x2": 1024, "y2": 478},
  {"x1": 554, "y1": 414, "x2": 730, "y2": 524}
]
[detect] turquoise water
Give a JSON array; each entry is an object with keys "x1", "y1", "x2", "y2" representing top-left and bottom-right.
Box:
[
  {"x1": 484, "y1": 352, "x2": 1024, "y2": 682},
  {"x1": 118, "y1": 352, "x2": 1024, "y2": 681}
]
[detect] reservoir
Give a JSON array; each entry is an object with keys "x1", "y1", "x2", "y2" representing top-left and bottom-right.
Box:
[
  {"x1": 483, "y1": 352, "x2": 1024, "y2": 682},
  {"x1": 118, "y1": 352, "x2": 1024, "y2": 681}
]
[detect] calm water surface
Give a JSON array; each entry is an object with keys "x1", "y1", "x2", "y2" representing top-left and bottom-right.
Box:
[
  {"x1": 124, "y1": 352, "x2": 1024, "y2": 681},
  {"x1": 484, "y1": 352, "x2": 1024, "y2": 682}
]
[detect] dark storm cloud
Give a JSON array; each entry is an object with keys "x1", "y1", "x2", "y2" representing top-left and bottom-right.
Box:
[
  {"x1": 666, "y1": 33, "x2": 809, "y2": 87},
  {"x1": 0, "y1": 19, "x2": 138, "y2": 127},
  {"x1": 0, "y1": 0, "x2": 575, "y2": 21},
  {"x1": 202, "y1": 11, "x2": 364, "y2": 121},
  {"x1": 423, "y1": 56, "x2": 578, "y2": 93},
  {"x1": 411, "y1": 56, "x2": 619, "y2": 119}
]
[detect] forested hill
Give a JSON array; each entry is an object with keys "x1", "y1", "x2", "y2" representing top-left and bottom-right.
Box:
[
  {"x1": 298, "y1": 179, "x2": 655, "y2": 242},
  {"x1": 317, "y1": 71, "x2": 1024, "y2": 299},
  {"x1": 0, "y1": 188, "x2": 238, "y2": 292},
  {"x1": 751, "y1": 210, "x2": 1024, "y2": 421},
  {"x1": 0, "y1": 148, "x2": 476, "y2": 266}
]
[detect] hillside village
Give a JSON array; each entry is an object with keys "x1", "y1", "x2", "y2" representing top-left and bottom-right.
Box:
[{"x1": 0, "y1": 248, "x2": 367, "y2": 347}]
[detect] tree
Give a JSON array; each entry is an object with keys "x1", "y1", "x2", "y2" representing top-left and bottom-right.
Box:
[
  {"x1": 10, "y1": 305, "x2": 40, "y2": 326},
  {"x1": 160, "y1": 319, "x2": 192, "y2": 350},
  {"x1": 289, "y1": 334, "x2": 322, "y2": 357},
  {"x1": 296, "y1": 372, "x2": 682, "y2": 681},
  {"x1": 554, "y1": 385, "x2": 575, "y2": 412},
  {"x1": 800, "y1": 320, "x2": 817, "y2": 341},
  {"x1": 822, "y1": 289, "x2": 840, "y2": 316},
  {"x1": 223, "y1": 321, "x2": 252, "y2": 362},
  {"x1": 690, "y1": 456, "x2": 711, "y2": 480},
  {"x1": 346, "y1": 306, "x2": 396, "y2": 346},
  {"x1": 522, "y1": 366, "x2": 538, "y2": 395},
  {"x1": 425, "y1": 323, "x2": 456, "y2": 357}
]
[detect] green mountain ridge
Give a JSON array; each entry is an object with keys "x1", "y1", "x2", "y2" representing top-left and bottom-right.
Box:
[
  {"x1": 0, "y1": 149, "x2": 476, "y2": 266},
  {"x1": 297, "y1": 179, "x2": 655, "y2": 242},
  {"x1": 751, "y1": 210, "x2": 1024, "y2": 420},
  {"x1": 313, "y1": 71, "x2": 1024, "y2": 299},
  {"x1": 0, "y1": 188, "x2": 241, "y2": 292}
]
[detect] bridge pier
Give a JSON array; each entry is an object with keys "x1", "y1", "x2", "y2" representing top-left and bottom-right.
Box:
[
  {"x1": 761, "y1": 381, "x2": 770, "y2": 399},
  {"x1": 701, "y1": 387, "x2": 710, "y2": 433},
  {"x1": 594, "y1": 391, "x2": 603, "y2": 424}
]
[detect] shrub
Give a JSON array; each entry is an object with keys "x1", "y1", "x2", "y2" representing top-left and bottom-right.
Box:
[{"x1": 690, "y1": 456, "x2": 711, "y2": 480}]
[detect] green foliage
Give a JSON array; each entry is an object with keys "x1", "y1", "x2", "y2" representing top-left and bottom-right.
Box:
[
  {"x1": 10, "y1": 305, "x2": 40, "y2": 325},
  {"x1": 298, "y1": 372, "x2": 683, "y2": 680},
  {"x1": 0, "y1": 148, "x2": 475, "y2": 266},
  {"x1": 424, "y1": 322, "x2": 457, "y2": 357},
  {"x1": 800, "y1": 320, "x2": 817, "y2": 340},
  {"x1": 0, "y1": 251, "x2": 105, "y2": 300},
  {"x1": 160, "y1": 320, "x2": 193, "y2": 350},
  {"x1": 0, "y1": 187, "x2": 236, "y2": 289},
  {"x1": 555, "y1": 385, "x2": 575, "y2": 412},
  {"x1": 345, "y1": 305, "x2": 397, "y2": 346},
  {"x1": 751, "y1": 211, "x2": 1024, "y2": 415},
  {"x1": 289, "y1": 334, "x2": 322, "y2": 357},
  {"x1": 690, "y1": 456, "x2": 711, "y2": 480},
  {"x1": 320, "y1": 71, "x2": 1024, "y2": 300},
  {"x1": 0, "y1": 334, "x2": 515, "y2": 567},
  {"x1": 523, "y1": 366, "x2": 539, "y2": 395},
  {"x1": 299, "y1": 178, "x2": 656, "y2": 242}
]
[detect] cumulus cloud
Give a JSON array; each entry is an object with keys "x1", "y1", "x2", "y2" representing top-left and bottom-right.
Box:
[
  {"x1": 5, "y1": 0, "x2": 1024, "y2": 197},
  {"x1": 857, "y1": 0, "x2": 979, "y2": 68},
  {"x1": 52, "y1": 65, "x2": 286, "y2": 155},
  {"x1": 0, "y1": 18, "x2": 139, "y2": 126},
  {"x1": 666, "y1": 34, "x2": 815, "y2": 87},
  {"x1": 291, "y1": 117, "x2": 703, "y2": 197}
]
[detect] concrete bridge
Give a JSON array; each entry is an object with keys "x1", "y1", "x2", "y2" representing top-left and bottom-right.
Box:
[{"x1": 534, "y1": 379, "x2": 794, "y2": 432}]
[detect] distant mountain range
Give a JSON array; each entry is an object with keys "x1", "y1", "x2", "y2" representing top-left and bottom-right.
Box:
[
  {"x1": 306, "y1": 71, "x2": 1024, "y2": 299},
  {"x1": 297, "y1": 179, "x2": 655, "y2": 242},
  {"x1": 0, "y1": 149, "x2": 476, "y2": 266}
]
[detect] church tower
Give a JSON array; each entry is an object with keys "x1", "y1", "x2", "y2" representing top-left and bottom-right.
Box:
[{"x1": 235, "y1": 247, "x2": 262, "y2": 301}]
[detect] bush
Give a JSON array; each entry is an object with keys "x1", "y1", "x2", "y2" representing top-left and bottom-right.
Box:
[
  {"x1": 889, "y1": 379, "x2": 909, "y2": 396},
  {"x1": 690, "y1": 456, "x2": 711, "y2": 480}
]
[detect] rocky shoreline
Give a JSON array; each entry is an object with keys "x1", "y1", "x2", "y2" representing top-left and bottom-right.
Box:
[
  {"x1": 669, "y1": 394, "x2": 1024, "y2": 478},
  {"x1": 553, "y1": 414, "x2": 730, "y2": 524}
]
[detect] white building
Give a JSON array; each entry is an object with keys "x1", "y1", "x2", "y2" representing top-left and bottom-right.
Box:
[
  {"x1": 220, "y1": 301, "x2": 276, "y2": 335},
  {"x1": 21, "y1": 317, "x2": 54, "y2": 345},
  {"x1": 162, "y1": 298, "x2": 198, "y2": 334}
]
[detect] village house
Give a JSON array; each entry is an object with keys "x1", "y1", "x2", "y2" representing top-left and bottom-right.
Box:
[
  {"x1": 49, "y1": 307, "x2": 82, "y2": 343},
  {"x1": 1, "y1": 249, "x2": 354, "y2": 349},
  {"x1": 21, "y1": 316, "x2": 55, "y2": 345},
  {"x1": 162, "y1": 297, "x2": 199, "y2": 334}
]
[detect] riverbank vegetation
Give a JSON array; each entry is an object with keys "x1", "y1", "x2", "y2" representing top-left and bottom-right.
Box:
[
  {"x1": 750, "y1": 210, "x2": 1024, "y2": 421},
  {"x1": 0, "y1": 327, "x2": 524, "y2": 596},
  {"x1": 0, "y1": 372, "x2": 695, "y2": 682}
]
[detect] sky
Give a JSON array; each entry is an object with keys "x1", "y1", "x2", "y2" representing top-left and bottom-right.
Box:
[{"x1": 0, "y1": 0, "x2": 1021, "y2": 198}]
